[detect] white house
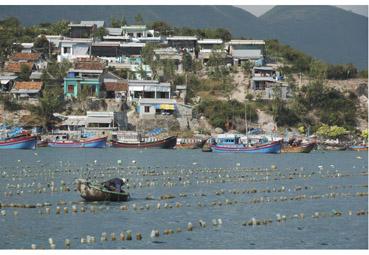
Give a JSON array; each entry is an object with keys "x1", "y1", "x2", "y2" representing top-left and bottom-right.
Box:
[
  {"x1": 121, "y1": 25, "x2": 154, "y2": 39},
  {"x1": 137, "y1": 98, "x2": 177, "y2": 118},
  {"x1": 227, "y1": 40, "x2": 265, "y2": 65},
  {"x1": 128, "y1": 80, "x2": 171, "y2": 102},
  {"x1": 197, "y1": 39, "x2": 225, "y2": 62},
  {"x1": 57, "y1": 38, "x2": 93, "y2": 62}
]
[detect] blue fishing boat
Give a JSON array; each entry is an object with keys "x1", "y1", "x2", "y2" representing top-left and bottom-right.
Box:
[
  {"x1": 48, "y1": 135, "x2": 107, "y2": 148},
  {"x1": 209, "y1": 134, "x2": 282, "y2": 153},
  {"x1": 0, "y1": 135, "x2": 37, "y2": 149}
]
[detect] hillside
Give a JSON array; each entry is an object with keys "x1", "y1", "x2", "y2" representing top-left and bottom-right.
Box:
[
  {"x1": 259, "y1": 6, "x2": 368, "y2": 70},
  {"x1": 0, "y1": 5, "x2": 367, "y2": 69}
]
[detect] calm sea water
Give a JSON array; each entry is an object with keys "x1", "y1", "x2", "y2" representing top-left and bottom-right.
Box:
[{"x1": 0, "y1": 148, "x2": 367, "y2": 249}]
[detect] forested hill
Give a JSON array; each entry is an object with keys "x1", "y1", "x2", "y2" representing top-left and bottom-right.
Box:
[{"x1": 0, "y1": 5, "x2": 367, "y2": 69}]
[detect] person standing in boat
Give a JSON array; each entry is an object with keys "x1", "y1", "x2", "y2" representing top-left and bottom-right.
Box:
[{"x1": 102, "y1": 178, "x2": 128, "y2": 192}]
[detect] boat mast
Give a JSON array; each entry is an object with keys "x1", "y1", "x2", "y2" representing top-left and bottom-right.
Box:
[{"x1": 244, "y1": 102, "x2": 248, "y2": 136}]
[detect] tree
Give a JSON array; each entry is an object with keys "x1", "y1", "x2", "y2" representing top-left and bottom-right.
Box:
[
  {"x1": 214, "y1": 28, "x2": 232, "y2": 42},
  {"x1": 30, "y1": 86, "x2": 65, "y2": 131},
  {"x1": 110, "y1": 16, "x2": 127, "y2": 27},
  {"x1": 361, "y1": 129, "x2": 368, "y2": 141},
  {"x1": 316, "y1": 124, "x2": 348, "y2": 139},
  {"x1": 134, "y1": 14, "x2": 144, "y2": 25},
  {"x1": 182, "y1": 52, "x2": 193, "y2": 72},
  {"x1": 92, "y1": 27, "x2": 107, "y2": 41},
  {"x1": 19, "y1": 64, "x2": 31, "y2": 81},
  {"x1": 49, "y1": 20, "x2": 69, "y2": 36},
  {"x1": 41, "y1": 60, "x2": 72, "y2": 85},
  {"x1": 150, "y1": 21, "x2": 172, "y2": 36},
  {"x1": 33, "y1": 35, "x2": 50, "y2": 57}
]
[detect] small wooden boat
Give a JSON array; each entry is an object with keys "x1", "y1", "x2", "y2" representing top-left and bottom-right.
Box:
[
  {"x1": 0, "y1": 135, "x2": 37, "y2": 149},
  {"x1": 348, "y1": 145, "x2": 368, "y2": 151},
  {"x1": 48, "y1": 136, "x2": 107, "y2": 148},
  {"x1": 112, "y1": 136, "x2": 177, "y2": 149},
  {"x1": 175, "y1": 138, "x2": 207, "y2": 149},
  {"x1": 282, "y1": 142, "x2": 316, "y2": 153},
  {"x1": 76, "y1": 179, "x2": 130, "y2": 202}
]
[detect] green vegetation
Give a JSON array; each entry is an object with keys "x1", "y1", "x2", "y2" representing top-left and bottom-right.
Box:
[
  {"x1": 195, "y1": 98, "x2": 257, "y2": 131},
  {"x1": 0, "y1": 95, "x2": 23, "y2": 112},
  {"x1": 41, "y1": 60, "x2": 72, "y2": 85},
  {"x1": 29, "y1": 86, "x2": 65, "y2": 130},
  {"x1": 110, "y1": 16, "x2": 127, "y2": 27},
  {"x1": 19, "y1": 64, "x2": 31, "y2": 81},
  {"x1": 266, "y1": 40, "x2": 361, "y2": 80},
  {"x1": 361, "y1": 129, "x2": 368, "y2": 141},
  {"x1": 316, "y1": 124, "x2": 348, "y2": 139}
]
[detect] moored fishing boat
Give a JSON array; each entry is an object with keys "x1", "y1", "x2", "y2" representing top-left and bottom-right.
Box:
[
  {"x1": 175, "y1": 137, "x2": 207, "y2": 149},
  {"x1": 209, "y1": 134, "x2": 282, "y2": 153},
  {"x1": 112, "y1": 135, "x2": 177, "y2": 149},
  {"x1": 348, "y1": 145, "x2": 368, "y2": 151},
  {"x1": 282, "y1": 142, "x2": 316, "y2": 153},
  {"x1": 0, "y1": 135, "x2": 37, "y2": 149},
  {"x1": 318, "y1": 143, "x2": 347, "y2": 151},
  {"x1": 48, "y1": 135, "x2": 107, "y2": 148},
  {"x1": 76, "y1": 179, "x2": 130, "y2": 202}
]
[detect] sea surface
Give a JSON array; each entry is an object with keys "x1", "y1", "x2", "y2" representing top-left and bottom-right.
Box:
[{"x1": 0, "y1": 148, "x2": 368, "y2": 249}]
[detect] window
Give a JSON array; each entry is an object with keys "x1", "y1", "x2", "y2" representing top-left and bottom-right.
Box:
[
  {"x1": 144, "y1": 106, "x2": 150, "y2": 113},
  {"x1": 63, "y1": 47, "x2": 71, "y2": 54},
  {"x1": 67, "y1": 85, "x2": 74, "y2": 93}
]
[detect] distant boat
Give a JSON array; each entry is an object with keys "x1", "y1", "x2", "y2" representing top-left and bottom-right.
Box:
[
  {"x1": 112, "y1": 136, "x2": 177, "y2": 149},
  {"x1": 282, "y1": 142, "x2": 316, "y2": 153},
  {"x1": 209, "y1": 134, "x2": 282, "y2": 153},
  {"x1": 318, "y1": 144, "x2": 347, "y2": 151},
  {"x1": 48, "y1": 136, "x2": 107, "y2": 148},
  {"x1": 348, "y1": 145, "x2": 368, "y2": 151},
  {"x1": 175, "y1": 137, "x2": 207, "y2": 149},
  {"x1": 0, "y1": 135, "x2": 37, "y2": 149}
]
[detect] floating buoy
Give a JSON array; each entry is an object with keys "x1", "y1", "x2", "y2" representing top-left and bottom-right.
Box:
[
  {"x1": 187, "y1": 222, "x2": 193, "y2": 231},
  {"x1": 31, "y1": 244, "x2": 36, "y2": 249},
  {"x1": 136, "y1": 233, "x2": 142, "y2": 240},
  {"x1": 117, "y1": 160, "x2": 122, "y2": 165},
  {"x1": 101, "y1": 232, "x2": 107, "y2": 242},
  {"x1": 63, "y1": 207, "x2": 68, "y2": 214},
  {"x1": 111, "y1": 233, "x2": 116, "y2": 241},
  {"x1": 212, "y1": 219, "x2": 218, "y2": 226},
  {"x1": 64, "y1": 239, "x2": 71, "y2": 248},
  {"x1": 217, "y1": 218, "x2": 223, "y2": 225},
  {"x1": 80, "y1": 238, "x2": 86, "y2": 244},
  {"x1": 132, "y1": 160, "x2": 136, "y2": 164},
  {"x1": 150, "y1": 230, "x2": 159, "y2": 238},
  {"x1": 126, "y1": 230, "x2": 132, "y2": 240},
  {"x1": 72, "y1": 205, "x2": 77, "y2": 213},
  {"x1": 199, "y1": 220, "x2": 206, "y2": 228}
]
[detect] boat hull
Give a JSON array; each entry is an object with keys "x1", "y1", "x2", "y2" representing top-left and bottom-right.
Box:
[
  {"x1": 176, "y1": 139, "x2": 207, "y2": 149},
  {"x1": 211, "y1": 141, "x2": 282, "y2": 153},
  {"x1": 349, "y1": 145, "x2": 368, "y2": 151},
  {"x1": 112, "y1": 136, "x2": 177, "y2": 149},
  {"x1": 0, "y1": 136, "x2": 37, "y2": 149},
  {"x1": 48, "y1": 137, "x2": 107, "y2": 148},
  {"x1": 318, "y1": 144, "x2": 347, "y2": 151},
  {"x1": 282, "y1": 143, "x2": 316, "y2": 153},
  {"x1": 76, "y1": 179, "x2": 130, "y2": 202}
]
